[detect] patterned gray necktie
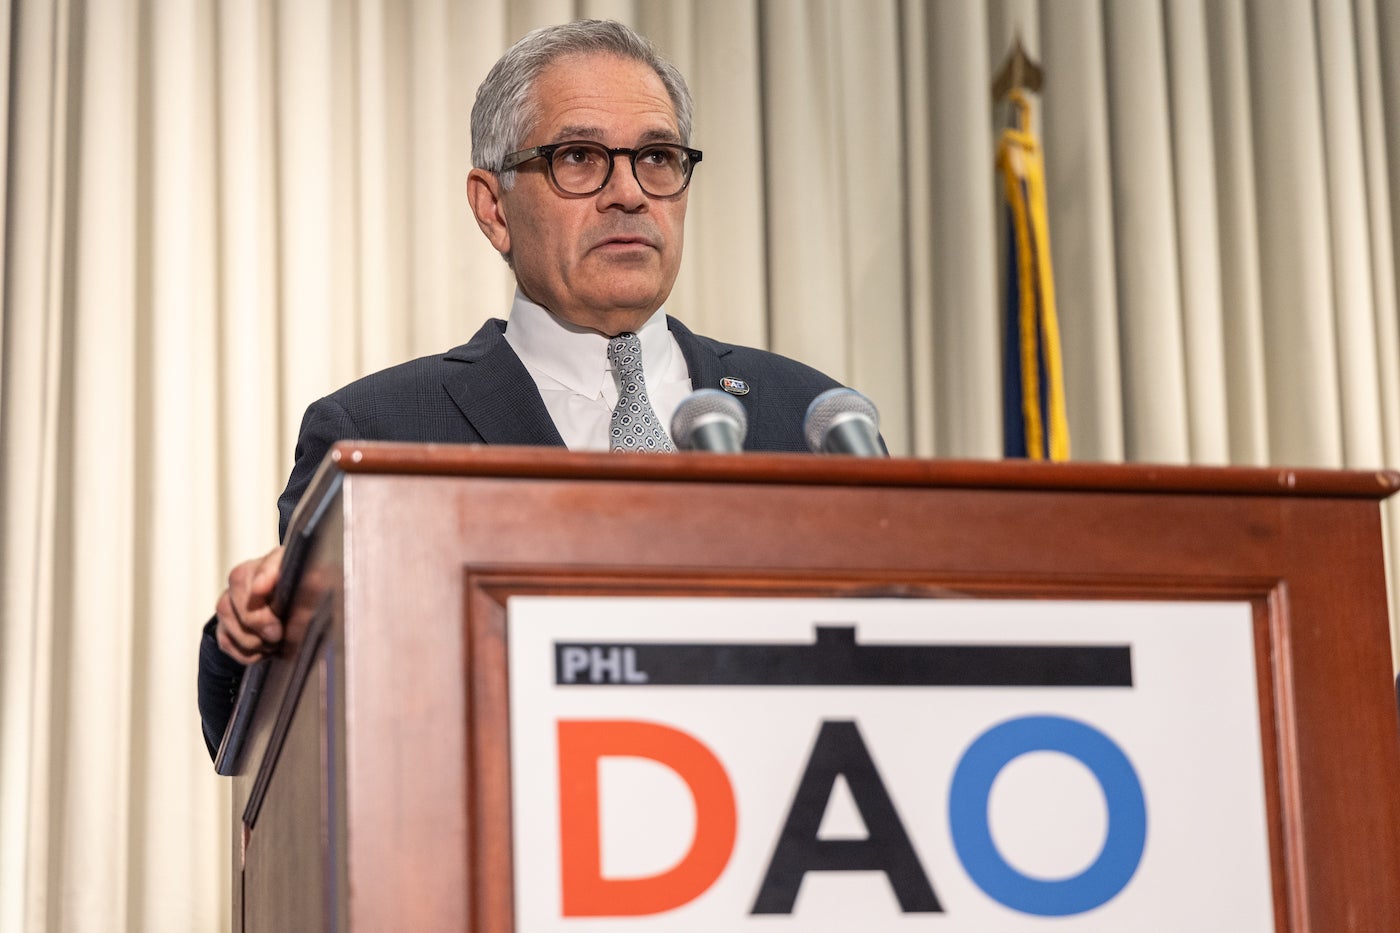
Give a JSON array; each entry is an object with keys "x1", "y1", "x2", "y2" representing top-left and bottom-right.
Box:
[{"x1": 607, "y1": 331, "x2": 674, "y2": 452}]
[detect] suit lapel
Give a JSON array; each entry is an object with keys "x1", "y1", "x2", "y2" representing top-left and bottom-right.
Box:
[
  {"x1": 442, "y1": 320, "x2": 566, "y2": 446},
  {"x1": 668, "y1": 315, "x2": 733, "y2": 393}
]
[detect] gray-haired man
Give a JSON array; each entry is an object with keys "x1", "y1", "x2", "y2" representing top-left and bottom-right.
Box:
[{"x1": 199, "y1": 20, "x2": 845, "y2": 756}]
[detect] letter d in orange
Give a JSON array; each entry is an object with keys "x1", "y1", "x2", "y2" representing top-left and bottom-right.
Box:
[{"x1": 557, "y1": 720, "x2": 737, "y2": 916}]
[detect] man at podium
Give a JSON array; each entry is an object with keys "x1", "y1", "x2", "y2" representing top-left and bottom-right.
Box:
[{"x1": 198, "y1": 19, "x2": 847, "y2": 757}]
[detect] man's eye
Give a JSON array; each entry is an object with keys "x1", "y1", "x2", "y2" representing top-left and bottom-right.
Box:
[
  {"x1": 640, "y1": 147, "x2": 679, "y2": 166},
  {"x1": 556, "y1": 145, "x2": 599, "y2": 165}
]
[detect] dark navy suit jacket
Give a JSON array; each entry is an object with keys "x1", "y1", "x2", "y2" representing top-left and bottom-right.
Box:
[{"x1": 199, "y1": 316, "x2": 842, "y2": 757}]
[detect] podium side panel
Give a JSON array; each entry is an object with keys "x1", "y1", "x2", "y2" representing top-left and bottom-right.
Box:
[
  {"x1": 230, "y1": 499, "x2": 347, "y2": 933},
  {"x1": 242, "y1": 661, "x2": 329, "y2": 933}
]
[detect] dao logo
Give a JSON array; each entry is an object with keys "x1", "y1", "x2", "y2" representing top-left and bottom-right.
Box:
[{"x1": 550, "y1": 626, "x2": 1148, "y2": 919}]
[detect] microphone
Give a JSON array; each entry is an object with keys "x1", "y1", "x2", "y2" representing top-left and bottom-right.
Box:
[
  {"x1": 803, "y1": 387, "x2": 886, "y2": 456},
  {"x1": 671, "y1": 388, "x2": 748, "y2": 452}
]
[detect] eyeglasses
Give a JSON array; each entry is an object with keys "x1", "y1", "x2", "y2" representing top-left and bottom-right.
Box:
[{"x1": 499, "y1": 141, "x2": 703, "y2": 198}]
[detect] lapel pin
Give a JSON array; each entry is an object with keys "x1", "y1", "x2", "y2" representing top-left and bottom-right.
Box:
[{"x1": 720, "y1": 377, "x2": 750, "y2": 396}]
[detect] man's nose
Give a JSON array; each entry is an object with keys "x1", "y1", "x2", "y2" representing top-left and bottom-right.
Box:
[{"x1": 598, "y1": 154, "x2": 648, "y2": 210}]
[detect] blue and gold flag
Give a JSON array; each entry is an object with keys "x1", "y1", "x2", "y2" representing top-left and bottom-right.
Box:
[{"x1": 996, "y1": 90, "x2": 1069, "y2": 461}]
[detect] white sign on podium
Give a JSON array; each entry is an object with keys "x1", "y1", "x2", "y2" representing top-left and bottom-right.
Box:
[{"x1": 508, "y1": 597, "x2": 1273, "y2": 931}]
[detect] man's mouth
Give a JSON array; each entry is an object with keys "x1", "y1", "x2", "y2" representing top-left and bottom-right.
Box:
[{"x1": 593, "y1": 234, "x2": 658, "y2": 251}]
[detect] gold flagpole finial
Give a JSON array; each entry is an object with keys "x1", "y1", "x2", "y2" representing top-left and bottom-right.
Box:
[{"x1": 992, "y1": 31, "x2": 1043, "y2": 102}]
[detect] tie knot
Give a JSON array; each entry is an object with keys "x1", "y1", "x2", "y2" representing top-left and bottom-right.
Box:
[{"x1": 607, "y1": 332, "x2": 644, "y2": 374}]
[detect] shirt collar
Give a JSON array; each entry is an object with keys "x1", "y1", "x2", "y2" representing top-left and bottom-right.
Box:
[{"x1": 504, "y1": 290, "x2": 674, "y2": 397}]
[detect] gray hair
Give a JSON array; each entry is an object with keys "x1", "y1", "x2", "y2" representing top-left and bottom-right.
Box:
[{"x1": 471, "y1": 20, "x2": 694, "y2": 189}]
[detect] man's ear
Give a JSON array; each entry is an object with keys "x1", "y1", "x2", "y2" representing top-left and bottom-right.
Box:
[{"x1": 467, "y1": 168, "x2": 511, "y2": 256}]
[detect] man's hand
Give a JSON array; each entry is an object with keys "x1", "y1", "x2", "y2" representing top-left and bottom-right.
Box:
[{"x1": 214, "y1": 545, "x2": 286, "y2": 664}]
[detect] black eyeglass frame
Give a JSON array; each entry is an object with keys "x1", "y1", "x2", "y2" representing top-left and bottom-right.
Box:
[{"x1": 498, "y1": 141, "x2": 704, "y2": 198}]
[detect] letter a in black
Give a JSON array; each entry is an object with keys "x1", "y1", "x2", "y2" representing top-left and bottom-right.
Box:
[{"x1": 751, "y1": 720, "x2": 941, "y2": 914}]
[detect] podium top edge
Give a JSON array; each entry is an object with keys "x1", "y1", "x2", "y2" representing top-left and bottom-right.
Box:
[{"x1": 318, "y1": 442, "x2": 1400, "y2": 501}]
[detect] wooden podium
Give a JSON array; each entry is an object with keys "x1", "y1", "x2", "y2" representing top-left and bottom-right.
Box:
[{"x1": 220, "y1": 443, "x2": 1400, "y2": 931}]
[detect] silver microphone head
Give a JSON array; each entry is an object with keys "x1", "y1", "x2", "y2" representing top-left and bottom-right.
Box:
[
  {"x1": 671, "y1": 388, "x2": 748, "y2": 452},
  {"x1": 803, "y1": 387, "x2": 884, "y2": 456}
]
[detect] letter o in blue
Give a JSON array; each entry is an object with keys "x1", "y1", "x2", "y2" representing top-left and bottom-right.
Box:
[{"x1": 948, "y1": 715, "x2": 1147, "y2": 916}]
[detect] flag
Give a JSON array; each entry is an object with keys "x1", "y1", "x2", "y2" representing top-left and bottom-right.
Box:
[{"x1": 996, "y1": 90, "x2": 1070, "y2": 461}]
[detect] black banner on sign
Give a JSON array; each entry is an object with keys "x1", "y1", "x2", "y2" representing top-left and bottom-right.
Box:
[{"x1": 553, "y1": 625, "x2": 1132, "y2": 688}]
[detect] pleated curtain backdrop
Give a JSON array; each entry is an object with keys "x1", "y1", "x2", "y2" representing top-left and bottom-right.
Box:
[{"x1": 2, "y1": 0, "x2": 1398, "y2": 930}]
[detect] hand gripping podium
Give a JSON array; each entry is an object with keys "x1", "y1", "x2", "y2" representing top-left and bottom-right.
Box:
[{"x1": 219, "y1": 443, "x2": 1400, "y2": 932}]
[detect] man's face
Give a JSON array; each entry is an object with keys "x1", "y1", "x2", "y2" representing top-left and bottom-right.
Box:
[{"x1": 470, "y1": 53, "x2": 690, "y2": 336}]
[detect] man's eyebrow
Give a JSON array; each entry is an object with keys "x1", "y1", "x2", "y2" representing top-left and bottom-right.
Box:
[
  {"x1": 553, "y1": 125, "x2": 605, "y2": 142},
  {"x1": 551, "y1": 125, "x2": 683, "y2": 145},
  {"x1": 637, "y1": 127, "x2": 683, "y2": 144}
]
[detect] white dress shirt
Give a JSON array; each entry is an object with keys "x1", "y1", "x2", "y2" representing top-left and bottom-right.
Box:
[{"x1": 502, "y1": 291, "x2": 694, "y2": 451}]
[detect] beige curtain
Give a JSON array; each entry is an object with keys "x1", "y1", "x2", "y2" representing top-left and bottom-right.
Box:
[{"x1": 3, "y1": 0, "x2": 1397, "y2": 929}]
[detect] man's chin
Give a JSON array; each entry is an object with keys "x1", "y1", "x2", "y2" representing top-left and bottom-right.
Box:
[
  {"x1": 537, "y1": 283, "x2": 663, "y2": 334},
  {"x1": 594, "y1": 296, "x2": 663, "y2": 324},
  {"x1": 586, "y1": 272, "x2": 672, "y2": 313}
]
